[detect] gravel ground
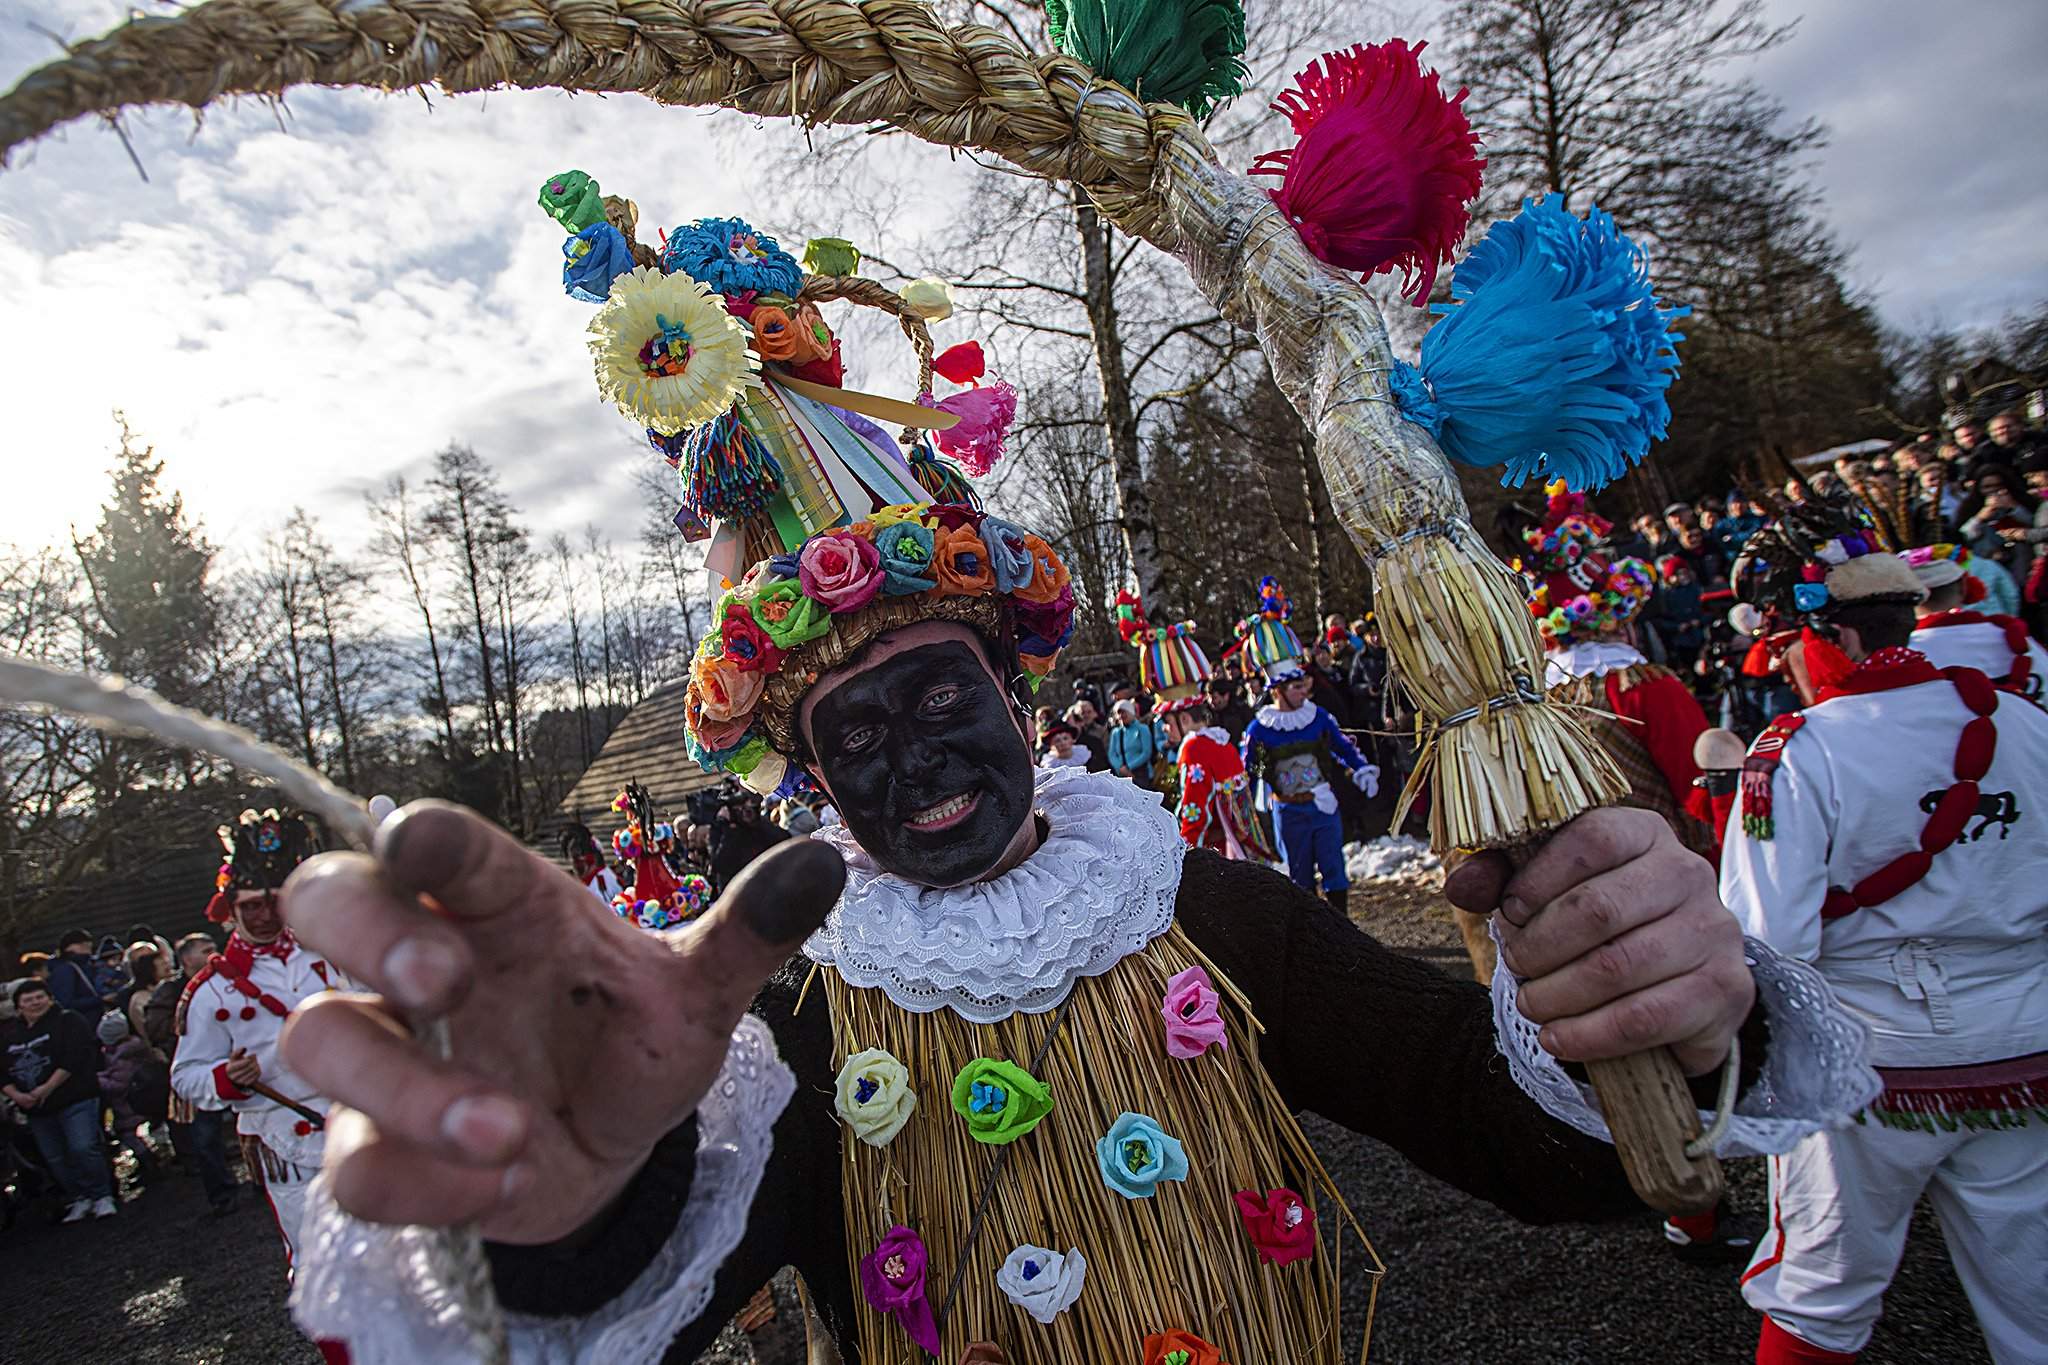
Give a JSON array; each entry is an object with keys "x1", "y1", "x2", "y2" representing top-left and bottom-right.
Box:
[{"x1": 0, "y1": 876, "x2": 1991, "y2": 1363}]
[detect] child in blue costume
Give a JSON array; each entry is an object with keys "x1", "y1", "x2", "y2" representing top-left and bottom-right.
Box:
[{"x1": 1237, "y1": 578, "x2": 1379, "y2": 908}]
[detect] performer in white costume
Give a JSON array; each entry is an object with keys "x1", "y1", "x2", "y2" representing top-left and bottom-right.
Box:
[
  {"x1": 1726, "y1": 501, "x2": 2048, "y2": 1365},
  {"x1": 1900, "y1": 544, "x2": 2046, "y2": 702}
]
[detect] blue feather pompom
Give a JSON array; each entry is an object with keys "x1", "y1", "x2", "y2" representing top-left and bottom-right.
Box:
[{"x1": 1391, "y1": 196, "x2": 1687, "y2": 491}]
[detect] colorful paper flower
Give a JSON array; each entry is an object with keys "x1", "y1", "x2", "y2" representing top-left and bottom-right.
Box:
[
  {"x1": 1233, "y1": 1187, "x2": 1317, "y2": 1267},
  {"x1": 589, "y1": 266, "x2": 758, "y2": 435},
  {"x1": 834, "y1": 1047, "x2": 918, "y2": 1147},
  {"x1": 789, "y1": 301, "x2": 837, "y2": 364},
  {"x1": 979, "y1": 517, "x2": 1038, "y2": 595},
  {"x1": 933, "y1": 380, "x2": 1017, "y2": 476},
  {"x1": 1096, "y1": 1112, "x2": 1188, "y2": 1200},
  {"x1": 933, "y1": 524, "x2": 996, "y2": 596},
  {"x1": 684, "y1": 681, "x2": 754, "y2": 754},
  {"x1": 950, "y1": 1058, "x2": 1054, "y2": 1146},
  {"x1": 1142, "y1": 1329, "x2": 1224, "y2": 1365},
  {"x1": 799, "y1": 530, "x2": 884, "y2": 615},
  {"x1": 1160, "y1": 965, "x2": 1228, "y2": 1059},
  {"x1": 562, "y1": 221, "x2": 635, "y2": 304},
  {"x1": 691, "y1": 652, "x2": 766, "y2": 724},
  {"x1": 748, "y1": 304, "x2": 803, "y2": 362},
  {"x1": 901, "y1": 277, "x2": 954, "y2": 322},
  {"x1": 933, "y1": 340, "x2": 987, "y2": 386},
  {"x1": 802, "y1": 237, "x2": 862, "y2": 277},
  {"x1": 751, "y1": 579, "x2": 833, "y2": 650},
  {"x1": 660, "y1": 216, "x2": 805, "y2": 298},
  {"x1": 536, "y1": 169, "x2": 605, "y2": 232},
  {"x1": 995, "y1": 1244, "x2": 1086, "y2": 1324},
  {"x1": 877, "y1": 522, "x2": 939, "y2": 596},
  {"x1": 1013, "y1": 582, "x2": 1075, "y2": 655},
  {"x1": 1013, "y1": 535, "x2": 1072, "y2": 605},
  {"x1": 719, "y1": 602, "x2": 786, "y2": 674},
  {"x1": 859, "y1": 1225, "x2": 940, "y2": 1356}
]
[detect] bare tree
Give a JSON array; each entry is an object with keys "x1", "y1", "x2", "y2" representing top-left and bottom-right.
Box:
[{"x1": 367, "y1": 475, "x2": 460, "y2": 759}]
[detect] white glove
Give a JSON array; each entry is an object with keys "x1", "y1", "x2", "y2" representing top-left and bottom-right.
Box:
[{"x1": 1352, "y1": 764, "x2": 1381, "y2": 799}]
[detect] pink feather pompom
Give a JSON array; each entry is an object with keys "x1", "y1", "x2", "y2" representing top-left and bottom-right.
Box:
[
  {"x1": 932, "y1": 379, "x2": 1016, "y2": 476},
  {"x1": 1250, "y1": 40, "x2": 1484, "y2": 306}
]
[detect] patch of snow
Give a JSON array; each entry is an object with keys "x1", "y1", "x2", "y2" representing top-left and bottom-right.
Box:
[{"x1": 1344, "y1": 835, "x2": 1442, "y2": 884}]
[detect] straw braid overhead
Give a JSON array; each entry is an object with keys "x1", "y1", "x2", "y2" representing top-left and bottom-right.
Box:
[{"x1": 0, "y1": 0, "x2": 1190, "y2": 235}]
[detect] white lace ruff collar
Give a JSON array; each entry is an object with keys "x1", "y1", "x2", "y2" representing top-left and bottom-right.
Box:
[
  {"x1": 1253, "y1": 701, "x2": 1321, "y2": 732},
  {"x1": 805, "y1": 766, "x2": 1185, "y2": 1022}
]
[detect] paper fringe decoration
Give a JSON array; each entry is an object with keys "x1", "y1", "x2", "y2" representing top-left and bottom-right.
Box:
[
  {"x1": 1250, "y1": 40, "x2": 1483, "y2": 306},
  {"x1": 1044, "y1": 0, "x2": 1249, "y2": 119},
  {"x1": 1390, "y1": 196, "x2": 1687, "y2": 491},
  {"x1": 588, "y1": 266, "x2": 760, "y2": 435},
  {"x1": 931, "y1": 380, "x2": 1017, "y2": 476}
]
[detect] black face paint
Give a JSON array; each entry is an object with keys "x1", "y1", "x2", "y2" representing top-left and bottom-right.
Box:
[{"x1": 806, "y1": 640, "x2": 1034, "y2": 887}]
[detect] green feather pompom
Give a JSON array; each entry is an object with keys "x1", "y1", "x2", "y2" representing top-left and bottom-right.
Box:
[{"x1": 1045, "y1": 0, "x2": 1248, "y2": 118}]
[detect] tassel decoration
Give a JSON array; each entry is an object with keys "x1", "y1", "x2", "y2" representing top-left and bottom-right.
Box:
[
  {"x1": 1250, "y1": 41, "x2": 1483, "y2": 306},
  {"x1": 931, "y1": 380, "x2": 1017, "y2": 476},
  {"x1": 1044, "y1": 0, "x2": 1249, "y2": 118},
  {"x1": 933, "y1": 340, "x2": 987, "y2": 386},
  {"x1": 1390, "y1": 196, "x2": 1688, "y2": 491},
  {"x1": 908, "y1": 445, "x2": 983, "y2": 509},
  {"x1": 675, "y1": 409, "x2": 783, "y2": 520}
]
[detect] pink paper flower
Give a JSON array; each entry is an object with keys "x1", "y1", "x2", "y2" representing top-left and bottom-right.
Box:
[
  {"x1": 1234, "y1": 1186, "x2": 1317, "y2": 1267},
  {"x1": 799, "y1": 530, "x2": 883, "y2": 614},
  {"x1": 858, "y1": 1225, "x2": 939, "y2": 1355},
  {"x1": 1160, "y1": 965, "x2": 1228, "y2": 1059}
]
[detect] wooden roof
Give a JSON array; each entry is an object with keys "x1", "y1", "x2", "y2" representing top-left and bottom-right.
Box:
[{"x1": 536, "y1": 680, "x2": 724, "y2": 867}]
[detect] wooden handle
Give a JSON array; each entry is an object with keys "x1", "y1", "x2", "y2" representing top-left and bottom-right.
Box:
[{"x1": 1584, "y1": 1050, "x2": 1722, "y2": 1215}]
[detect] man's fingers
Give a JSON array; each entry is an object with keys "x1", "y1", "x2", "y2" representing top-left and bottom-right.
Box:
[
  {"x1": 325, "y1": 1111, "x2": 525, "y2": 1228},
  {"x1": 377, "y1": 801, "x2": 565, "y2": 925},
  {"x1": 282, "y1": 995, "x2": 530, "y2": 1167},
  {"x1": 675, "y1": 839, "x2": 846, "y2": 1022},
  {"x1": 1515, "y1": 919, "x2": 1708, "y2": 1023},
  {"x1": 1442, "y1": 849, "x2": 1511, "y2": 916},
  {"x1": 1534, "y1": 973, "x2": 1738, "y2": 1067},
  {"x1": 1502, "y1": 808, "x2": 1666, "y2": 917},
  {"x1": 1497, "y1": 849, "x2": 1717, "y2": 980},
  {"x1": 285, "y1": 852, "x2": 477, "y2": 1015}
]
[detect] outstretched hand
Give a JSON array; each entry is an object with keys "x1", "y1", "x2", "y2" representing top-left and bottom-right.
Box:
[
  {"x1": 279, "y1": 801, "x2": 844, "y2": 1245},
  {"x1": 1444, "y1": 807, "x2": 1754, "y2": 1077}
]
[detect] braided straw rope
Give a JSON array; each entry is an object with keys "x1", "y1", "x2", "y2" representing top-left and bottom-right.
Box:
[
  {"x1": 0, "y1": 655, "x2": 511, "y2": 1364},
  {"x1": 798, "y1": 272, "x2": 936, "y2": 401}
]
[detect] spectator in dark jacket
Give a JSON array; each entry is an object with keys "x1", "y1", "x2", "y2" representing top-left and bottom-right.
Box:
[
  {"x1": 147, "y1": 932, "x2": 237, "y2": 1213},
  {"x1": 708, "y1": 792, "x2": 790, "y2": 894},
  {"x1": 45, "y1": 931, "x2": 106, "y2": 1023},
  {"x1": 1202, "y1": 676, "x2": 1255, "y2": 746},
  {"x1": 2, "y1": 980, "x2": 115, "y2": 1220},
  {"x1": 1653, "y1": 557, "x2": 1707, "y2": 671}
]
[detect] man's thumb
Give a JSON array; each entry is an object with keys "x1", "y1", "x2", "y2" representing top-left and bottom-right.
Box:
[{"x1": 678, "y1": 840, "x2": 846, "y2": 1006}]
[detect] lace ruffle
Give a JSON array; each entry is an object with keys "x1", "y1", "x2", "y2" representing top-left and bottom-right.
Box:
[
  {"x1": 805, "y1": 766, "x2": 1185, "y2": 1022},
  {"x1": 1251, "y1": 702, "x2": 1320, "y2": 732},
  {"x1": 290, "y1": 1014, "x2": 794, "y2": 1364},
  {"x1": 1490, "y1": 930, "x2": 1880, "y2": 1157}
]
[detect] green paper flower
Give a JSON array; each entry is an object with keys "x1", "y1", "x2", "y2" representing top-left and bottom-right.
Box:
[
  {"x1": 538, "y1": 169, "x2": 606, "y2": 233},
  {"x1": 752, "y1": 578, "x2": 833, "y2": 650},
  {"x1": 802, "y1": 237, "x2": 862, "y2": 278},
  {"x1": 949, "y1": 1058, "x2": 1054, "y2": 1145}
]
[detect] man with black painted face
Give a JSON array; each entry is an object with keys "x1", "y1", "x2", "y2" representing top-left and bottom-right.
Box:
[{"x1": 277, "y1": 508, "x2": 1879, "y2": 1365}]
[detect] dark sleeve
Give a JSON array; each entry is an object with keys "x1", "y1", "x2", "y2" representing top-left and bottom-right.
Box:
[
  {"x1": 49, "y1": 961, "x2": 95, "y2": 1013},
  {"x1": 1174, "y1": 850, "x2": 1642, "y2": 1225},
  {"x1": 488, "y1": 958, "x2": 853, "y2": 1361},
  {"x1": 51, "y1": 1011, "x2": 100, "y2": 1079}
]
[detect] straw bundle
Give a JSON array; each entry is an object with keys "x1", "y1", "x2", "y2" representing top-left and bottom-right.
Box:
[{"x1": 820, "y1": 925, "x2": 1380, "y2": 1364}]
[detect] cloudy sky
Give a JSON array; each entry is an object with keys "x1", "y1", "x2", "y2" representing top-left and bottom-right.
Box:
[{"x1": 1, "y1": 0, "x2": 2043, "y2": 560}]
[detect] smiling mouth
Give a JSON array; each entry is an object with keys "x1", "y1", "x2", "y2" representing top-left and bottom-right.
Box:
[{"x1": 904, "y1": 790, "x2": 981, "y2": 832}]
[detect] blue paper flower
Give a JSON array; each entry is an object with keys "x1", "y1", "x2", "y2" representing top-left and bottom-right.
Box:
[
  {"x1": 563, "y1": 222, "x2": 635, "y2": 304},
  {"x1": 660, "y1": 217, "x2": 805, "y2": 298},
  {"x1": 1095, "y1": 1111, "x2": 1189, "y2": 1200},
  {"x1": 877, "y1": 522, "x2": 938, "y2": 596},
  {"x1": 979, "y1": 517, "x2": 1037, "y2": 595}
]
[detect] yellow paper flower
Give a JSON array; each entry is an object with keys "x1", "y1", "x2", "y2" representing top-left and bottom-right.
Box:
[
  {"x1": 834, "y1": 1048, "x2": 918, "y2": 1147},
  {"x1": 901, "y1": 276, "x2": 954, "y2": 322},
  {"x1": 868, "y1": 503, "x2": 936, "y2": 530},
  {"x1": 589, "y1": 266, "x2": 758, "y2": 435}
]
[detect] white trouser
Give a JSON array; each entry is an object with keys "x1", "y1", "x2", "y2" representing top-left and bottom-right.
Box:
[
  {"x1": 1741, "y1": 1119, "x2": 2048, "y2": 1362},
  {"x1": 243, "y1": 1135, "x2": 320, "y2": 1278}
]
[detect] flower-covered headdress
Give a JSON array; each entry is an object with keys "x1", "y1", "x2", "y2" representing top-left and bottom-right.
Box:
[
  {"x1": 1899, "y1": 543, "x2": 1988, "y2": 603},
  {"x1": 1734, "y1": 491, "x2": 1927, "y2": 622},
  {"x1": 682, "y1": 502, "x2": 1074, "y2": 795},
  {"x1": 205, "y1": 809, "x2": 319, "y2": 922},
  {"x1": 1520, "y1": 485, "x2": 1654, "y2": 649},
  {"x1": 1114, "y1": 590, "x2": 1214, "y2": 713},
  {"x1": 1236, "y1": 576, "x2": 1307, "y2": 684}
]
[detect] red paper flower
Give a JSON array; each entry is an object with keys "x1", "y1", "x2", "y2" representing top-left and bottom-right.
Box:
[
  {"x1": 1250, "y1": 40, "x2": 1483, "y2": 305},
  {"x1": 719, "y1": 602, "x2": 786, "y2": 674},
  {"x1": 932, "y1": 340, "x2": 986, "y2": 385},
  {"x1": 1234, "y1": 1186, "x2": 1318, "y2": 1267}
]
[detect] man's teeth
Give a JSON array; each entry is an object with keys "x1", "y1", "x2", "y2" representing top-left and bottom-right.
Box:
[{"x1": 908, "y1": 793, "x2": 974, "y2": 826}]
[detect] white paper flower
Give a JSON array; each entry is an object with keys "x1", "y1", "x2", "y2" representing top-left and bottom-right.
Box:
[
  {"x1": 995, "y1": 1244, "x2": 1085, "y2": 1324},
  {"x1": 834, "y1": 1047, "x2": 917, "y2": 1147},
  {"x1": 901, "y1": 276, "x2": 954, "y2": 322},
  {"x1": 588, "y1": 266, "x2": 759, "y2": 435}
]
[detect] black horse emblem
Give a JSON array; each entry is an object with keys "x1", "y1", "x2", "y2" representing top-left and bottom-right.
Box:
[{"x1": 1920, "y1": 788, "x2": 2022, "y2": 841}]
